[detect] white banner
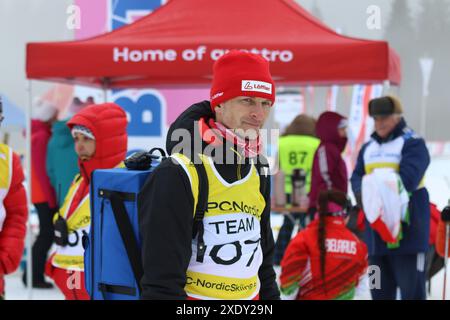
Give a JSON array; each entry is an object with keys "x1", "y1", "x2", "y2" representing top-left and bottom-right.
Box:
[
  {"x1": 326, "y1": 85, "x2": 339, "y2": 111},
  {"x1": 348, "y1": 84, "x2": 366, "y2": 151},
  {"x1": 364, "y1": 84, "x2": 383, "y2": 141},
  {"x1": 274, "y1": 91, "x2": 305, "y2": 133}
]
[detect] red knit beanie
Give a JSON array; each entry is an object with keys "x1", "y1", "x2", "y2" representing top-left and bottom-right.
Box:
[{"x1": 210, "y1": 50, "x2": 276, "y2": 111}]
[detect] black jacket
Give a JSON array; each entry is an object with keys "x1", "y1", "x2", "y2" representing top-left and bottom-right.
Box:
[{"x1": 138, "y1": 101, "x2": 280, "y2": 300}]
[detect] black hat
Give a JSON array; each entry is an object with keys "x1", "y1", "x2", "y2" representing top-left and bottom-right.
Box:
[{"x1": 368, "y1": 96, "x2": 403, "y2": 117}]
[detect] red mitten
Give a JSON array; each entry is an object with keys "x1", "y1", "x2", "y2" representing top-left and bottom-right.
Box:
[{"x1": 370, "y1": 217, "x2": 397, "y2": 243}]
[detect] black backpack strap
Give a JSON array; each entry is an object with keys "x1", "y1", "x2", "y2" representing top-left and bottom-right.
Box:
[
  {"x1": 254, "y1": 155, "x2": 269, "y2": 196},
  {"x1": 189, "y1": 154, "x2": 267, "y2": 264},
  {"x1": 191, "y1": 154, "x2": 208, "y2": 263},
  {"x1": 103, "y1": 190, "x2": 143, "y2": 295}
]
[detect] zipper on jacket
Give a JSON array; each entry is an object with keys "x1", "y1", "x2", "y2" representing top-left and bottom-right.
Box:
[
  {"x1": 230, "y1": 147, "x2": 243, "y2": 180},
  {"x1": 81, "y1": 163, "x2": 89, "y2": 182},
  {"x1": 237, "y1": 162, "x2": 242, "y2": 180}
]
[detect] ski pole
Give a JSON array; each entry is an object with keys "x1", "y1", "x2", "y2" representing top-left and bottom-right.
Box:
[{"x1": 441, "y1": 202, "x2": 450, "y2": 300}]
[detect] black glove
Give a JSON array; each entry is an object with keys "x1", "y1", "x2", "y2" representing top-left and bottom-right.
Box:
[
  {"x1": 442, "y1": 205, "x2": 450, "y2": 222},
  {"x1": 54, "y1": 215, "x2": 69, "y2": 247},
  {"x1": 124, "y1": 147, "x2": 167, "y2": 171}
]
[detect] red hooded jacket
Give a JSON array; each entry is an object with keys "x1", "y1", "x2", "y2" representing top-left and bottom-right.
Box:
[
  {"x1": 309, "y1": 112, "x2": 348, "y2": 209},
  {"x1": 45, "y1": 103, "x2": 127, "y2": 298},
  {"x1": 65, "y1": 103, "x2": 128, "y2": 221},
  {"x1": 280, "y1": 216, "x2": 368, "y2": 300},
  {"x1": 0, "y1": 152, "x2": 28, "y2": 295}
]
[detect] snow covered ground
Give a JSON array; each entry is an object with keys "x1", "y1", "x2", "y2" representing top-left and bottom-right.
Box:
[
  {"x1": 4, "y1": 260, "x2": 448, "y2": 300},
  {"x1": 4, "y1": 272, "x2": 64, "y2": 300},
  {"x1": 3, "y1": 156, "x2": 450, "y2": 300}
]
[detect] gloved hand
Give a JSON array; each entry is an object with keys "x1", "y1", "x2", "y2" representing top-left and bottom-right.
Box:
[{"x1": 441, "y1": 205, "x2": 450, "y2": 222}]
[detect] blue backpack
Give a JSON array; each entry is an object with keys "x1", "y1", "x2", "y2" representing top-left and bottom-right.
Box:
[
  {"x1": 84, "y1": 148, "x2": 211, "y2": 300},
  {"x1": 84, "y1": 148, "x2": 268, "y2": 300}
]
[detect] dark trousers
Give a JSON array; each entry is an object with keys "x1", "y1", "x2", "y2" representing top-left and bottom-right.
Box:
[
  {"x1": 369, "y1": 253, "x2": 427, "y2": 300},
  {"x1": 25, "y1": 203, "x2": 55, "y2": 283},
  {"x1": 274, "y1": 212, "x2": 309, "y2": 265}
]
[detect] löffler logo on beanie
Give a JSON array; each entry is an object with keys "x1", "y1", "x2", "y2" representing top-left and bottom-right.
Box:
[
  {"x1": 242, "y1": 80, "x2": 272, "y2": 94},
  {"x1": 210, "y1": 50, "x2": 276, "y2": 111}
]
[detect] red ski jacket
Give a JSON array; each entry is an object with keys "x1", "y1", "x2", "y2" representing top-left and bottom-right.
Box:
[
  {"x1": 65, "y1": 103, "x2": 128, "y2": 219},
  {"x1": 280, "y1": 216, "x2": 368, "y2": 300},
  {"x1": 0, "y1": 151, "x2": 28, "y2": 295}
]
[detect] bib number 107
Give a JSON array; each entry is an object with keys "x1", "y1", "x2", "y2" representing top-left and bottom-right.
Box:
[{"x1": 197, "y1": 238, "x2": 261, "y2": 267}]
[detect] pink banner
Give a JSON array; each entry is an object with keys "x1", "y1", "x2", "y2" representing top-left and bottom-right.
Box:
[
  {"x1": 159, "y1": 89, "x2": 209, "y2": 124},
  {"x1": 75, "y1": 0, "x2": 108, "y2": 39}
]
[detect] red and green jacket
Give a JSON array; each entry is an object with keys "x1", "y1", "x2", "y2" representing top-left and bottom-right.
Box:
[{"x1": 280, "y1": 216, "x2": 368, "y2": 300}]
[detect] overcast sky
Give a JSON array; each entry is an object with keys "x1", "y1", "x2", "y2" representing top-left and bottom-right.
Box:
[
  {"x1": 1, "y1": 0, "x2": 448, "y2": 141},
  {"x1": 297, "y1": 0, "x2": 422, "y2": 40},
  {"x1": 0, "y1": 0, "x2": 427, "y2": 109}
]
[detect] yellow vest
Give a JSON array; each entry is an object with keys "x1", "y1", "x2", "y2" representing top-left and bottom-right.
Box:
[
  {"x1": 0, "y1": 143, "x2": 12, "y2": 231},
  {"x1": 278, "y1": 135, "x2": 320, "y2": 194},
  {"x1": 172, "y1": 153, "x2": 266, "y2": 300},
  {"x1": 51, "y1": 175, "x2": 90, "y2": 271}
]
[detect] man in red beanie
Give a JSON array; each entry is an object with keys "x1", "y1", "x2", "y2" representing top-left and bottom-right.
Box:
[
  {"x1": 46, "y1": 103, "x2": 128, "y2": 300},
  {"x1": 139, "y1": 51, "x2": 280, "y2": 300}
]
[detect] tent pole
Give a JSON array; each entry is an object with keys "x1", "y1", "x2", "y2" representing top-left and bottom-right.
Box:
[
  {"x1": 382, "y1": 80, "x2": 390, "y2": 95},
  {"x1": 25, "y1": 80, "x2": 33, "y2": 300}
]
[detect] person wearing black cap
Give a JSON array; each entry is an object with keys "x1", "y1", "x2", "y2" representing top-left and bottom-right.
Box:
[{"x1": 350, "y1": 95, "x2": 431, "y2": 300}]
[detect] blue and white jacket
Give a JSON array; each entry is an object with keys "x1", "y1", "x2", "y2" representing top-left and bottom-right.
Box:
[{"x1": 351, "y1": 118, "x2": 430, "y2": 255}]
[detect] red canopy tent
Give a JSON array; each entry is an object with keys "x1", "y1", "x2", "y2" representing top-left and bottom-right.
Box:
[{"x1": 26, "y1": 0, "x2": 401, "y2": 88}]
